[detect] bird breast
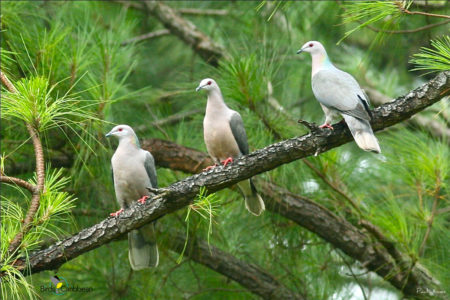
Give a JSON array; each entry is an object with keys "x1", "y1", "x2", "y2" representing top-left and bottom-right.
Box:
[
  {"x1": 203, "y1": 116, "x2": 240, "y2": 162},
  {"x1": 112, "y1": 153, "x2": 151, "y2": 205}
]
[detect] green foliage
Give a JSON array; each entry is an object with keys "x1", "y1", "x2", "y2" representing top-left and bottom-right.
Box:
[
  {"x1": 178, "y1": 187, "x2": 220, "y2": 263},
  {"x1": 1, "y1": 1, "x2": 448, "y2": 299},
  {"x1": 339, "y1": 1, "x2": 409, "y2": 44},
  {"x1": 1, "y1": 168, "x2": 76, "y2": 300},
  {"x1": 1, "y1": 76, "x2": 100, "y2": 132},
  {"x1": 411, "y1": 36, "x2": 450, "y2": 74}
]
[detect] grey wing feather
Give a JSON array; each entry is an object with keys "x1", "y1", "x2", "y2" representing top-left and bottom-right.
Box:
[
  {"x1": 111, "y1": 165, "x2": 115, "y2": 188},
  {"x1": 144, "y1": 151, "x2": 158, "y2": 188},
  {"x1": 312, "y1": 69, "x2": 371, "y2": 121},
  {"x1": 229, "y1": 112, "x2": 249, "y2": 155}
]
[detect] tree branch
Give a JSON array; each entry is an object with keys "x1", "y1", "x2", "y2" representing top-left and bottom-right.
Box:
[
  {"x1": 8, "y1": 72, "x2": 449, "y2": 299},
  {"x1": 364, "y1": 85, "x2": 450, "y2": 143},
  {"x1": 167, "y1": 231, "x2": 305, "y2": 300},
  {"x1": 1, "y1": 70, "x2": 46, "y2": 253},
  {"x1": 178, "y1": 8, "x2": 229, "y2": 16},
  {"x1": 0, "y1": 175, "x2": 37, "y2": 194},
  {"x1": 143, "y1": 1, "x2": 226, "y2": 67},
  {"x1": 120, "y1": 29, "x2": 170, "y2": 46},
  {"x1": 355, "y1": 17, "x2": 450, "y2": 34}
]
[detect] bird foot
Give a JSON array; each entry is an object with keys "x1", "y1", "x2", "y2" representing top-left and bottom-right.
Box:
[
  {"x1": 221, "y1": 157, "x2": 233, "y2": 167},
  {"x1": 203, "y1": 164, "x2": 218, "y2": 171},
  {"x1": 319, "y1": 123, "x2": 334, "y2": 130},
  {"x1": 138, "y1": 196, "x2": 149, "y2": 204},
  {"x1": 110, "y1": 208, "x2": 124, "y2": 217}
]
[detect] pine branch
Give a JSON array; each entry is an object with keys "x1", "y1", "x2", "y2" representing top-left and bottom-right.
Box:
[
  {"x1": 120, "y1": 29, "x2": 170, "y2": 46},
  {"x1": 143, "y1": 1, "x2": 226, "y2": 67},
  {"x1": 0, "y1": 70, "x2": 46, "y2": 254},
  {"x1": 6, "y1": 71, "x2": 449, "y2": 299},
  {"x1": 362, "y1": 19, "x2": 450, "y2": 34},
  {"x1": 167, "y1": 231, "x2": 305, "y2": 300},
  {"x1": 0, "y1": 176, "x2": 37, "y2": 194},
  {"x1": 363, "y1": 86, "x2": 450, "y2": 143}
]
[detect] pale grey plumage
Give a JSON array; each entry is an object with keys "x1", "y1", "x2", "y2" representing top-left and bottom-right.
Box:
[
  {"x1": 106, "y1": 124, "x2": 159, "y2": 270},
  {"x1": 197, "y1": 78, "x2": 265, "y2": 216},
  {"x1": 298, "y1": 41, "x2": 381, "y2": 153}
]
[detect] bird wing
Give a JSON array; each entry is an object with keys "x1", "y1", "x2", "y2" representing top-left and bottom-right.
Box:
[
  {"x1": 144, "y1": 151, "x2": 158, "y2": 188},
  {"x1": 229, "y1": 111, "x2": 249, "y2": 155},
  {"x1": 312, "y1": 68, "x2": 371, "y2": 121}
]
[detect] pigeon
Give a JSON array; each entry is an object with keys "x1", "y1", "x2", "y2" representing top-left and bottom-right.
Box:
[
  {"x1": 297, "y1": 41, "x2": 381, "y2": 153},
  {"x1": 106, "y1": 124, "x2": 159, "y2": 269},
  {"x1": 196, "y1": 78, "x2": 265, "y2": 216}
]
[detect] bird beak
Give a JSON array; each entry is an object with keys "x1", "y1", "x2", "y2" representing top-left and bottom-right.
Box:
[
  {"x1": 296, "y1": 48, "x2": 304, "y2": 54},
  {"x1": 105, "y1": 131, "x2": 112, "y2": 138},
  {"x1": 195, "y1": 85, "x2": 203, "y2": 92}
]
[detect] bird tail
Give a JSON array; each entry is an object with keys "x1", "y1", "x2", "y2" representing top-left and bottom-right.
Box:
[
  {"x1": 128, "y1": 222, "x2": 159, "y2": 270},
  {"x1": 238, "y1": 179, "x2": 265, "y2": 216},
  {"x1": 343, "y1": 115, "x2": 381, "y2": 154}
]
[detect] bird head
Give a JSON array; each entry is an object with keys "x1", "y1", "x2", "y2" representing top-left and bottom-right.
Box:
[
  {"x1": 296, "y1": 41, "x2": 326, "y2": 55},
  {"x1": 105, "y1": 125, "x2": 135, "y2": 139},
  {"x1": 196, "y1": 78, "x2": 218, "y2": 92}
]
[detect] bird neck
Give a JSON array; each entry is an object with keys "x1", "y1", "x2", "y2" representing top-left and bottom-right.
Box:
[
  {"x1": 118, "y1": 135, "x2": 140, "y2": 150},
  {"x1": 311, "y1": 52, "x2": 333, "y2": 77},
  {"x1": 206, "y1": 89, "x2": 228, "y2": 115}
]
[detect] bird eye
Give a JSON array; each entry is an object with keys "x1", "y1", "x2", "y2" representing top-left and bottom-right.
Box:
[
  {"x1": 207, "y1": 81, "x2": 212, "y2": 85},
  {"x1": 118, "y1": 128, "x2": 123, "y2": 132},
  {"x1": 309, "y1": 43, "x2": 314, "y2": 47}
]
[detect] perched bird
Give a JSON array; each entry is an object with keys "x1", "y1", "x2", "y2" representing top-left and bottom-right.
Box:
[
  {"x1": 196, "y1": 78, "x2": 265, "y2": 216},
  {"x1": 297, "y1": 41, "x2": 381, "y2": 153},
  {"x1": 106, "y1": 125, "x2": 159, "y2": 269}
]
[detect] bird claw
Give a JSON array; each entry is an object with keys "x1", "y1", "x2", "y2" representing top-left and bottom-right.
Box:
[
  {"x1": 203, "y1": 164, "x2": 217, "y2": 171},
  {"x1": 319, "y1": 123, "x2": 334, "y2": 130},
  {"x1": 138, "y1": 196, "x2": 149, "y2": 204},
  {"x1": 221, "y1": 157, "x2": 233, "y2": 167},
  {"x1": 110, "y1": 208, "x2": 124, "y2": 217}
]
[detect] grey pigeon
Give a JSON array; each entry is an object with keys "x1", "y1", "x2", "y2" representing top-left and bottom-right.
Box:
[
  {"x1": 196, "y1": 78, "x2": 265, "y2": 216},
  {"x1": 297, "y1": 41, "x2": 381, "y2": 153},
  {"x1": 106, "y1": 125, "x2": 159, "y2": 269}
]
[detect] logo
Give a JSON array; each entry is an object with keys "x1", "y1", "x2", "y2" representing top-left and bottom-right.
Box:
[
  {"x1": 50, "y1": 275, "x2": 68, "y2": 295},
  {"x1": 40, "y1": 274, "x2": 93, "y2": 296}
]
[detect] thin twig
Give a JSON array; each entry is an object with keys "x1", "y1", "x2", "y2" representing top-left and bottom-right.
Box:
[
  {"x1": 112, "y1": 1, "x2": 229, "y2": 16},
  {"x1": 121, "y1": 29, "x2": 170, "y2": 46},
  {"x1": 302, "y1": 158, "x2": 362, "y2": 214},
  {"x1": 363, "y1": 19, "x2": 450, "y2": 34},
  {"x1": 402, "y1": 8, "x2": 450, "y2": 19},
  {"x1": 135, "y1": 108, "x2": 202, "y2": 132},
  {"x1": 0, "y1": 175, "x2": 37, "y2": 194},
  {"x1": 178, "y1": 8, "x2": 229, "y2": 16},
  {"x1": 359, "y1": 219, "x2": 410, "y2": 273},
  {"x1": 336, "y1": 250, "x2": 368, "y2": 300}
]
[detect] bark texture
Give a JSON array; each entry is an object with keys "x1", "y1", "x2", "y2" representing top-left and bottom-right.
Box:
[
  {"x1": 144, "y1": 1, "x2": 225, "y2": 67},
  {"x1": 8, "y1": 71, "x2": 450, "y2": 299}
]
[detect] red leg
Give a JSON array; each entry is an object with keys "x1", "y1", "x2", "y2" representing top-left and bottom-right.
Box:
[
  {"x1": 110, "y1": 208, "x2": 124, "y2": 217},
  {"x1": 221, "y1": 157, "x2": 234, "y2": 167},
  {"x1": 203, "y1": 164, "x2": 218, "y2": 171},
  {"x1": 138, "y1": 196, "x2": 149, "y2": 204},
  {"x1": 319, "y1": 123, "x2": 334, "y2": 130}
]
